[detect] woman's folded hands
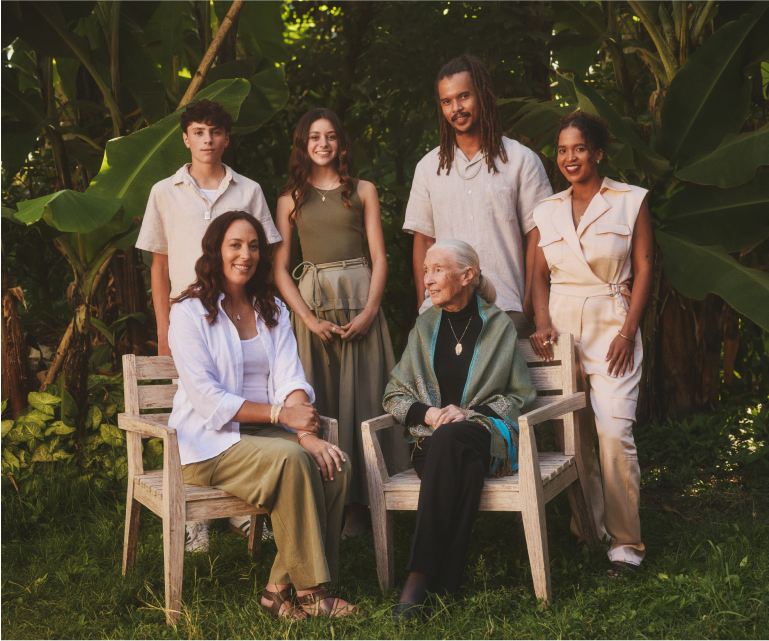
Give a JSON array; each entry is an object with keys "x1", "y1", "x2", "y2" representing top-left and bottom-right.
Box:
[
  {"x1": 280, "y1": 402, "x2": 320, "y2": 434},
  {"x1": 424, "y1": 404, "x2": 472, "y2": 429}
]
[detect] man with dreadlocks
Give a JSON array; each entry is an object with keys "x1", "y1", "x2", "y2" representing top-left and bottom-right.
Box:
[{"x1": 403, "y1": 54, "x2": 553, "y2": 337}]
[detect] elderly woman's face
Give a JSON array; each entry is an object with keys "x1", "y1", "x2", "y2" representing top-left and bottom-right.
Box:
[
  {"x1": 424, "y1": 248, "x2": 474, "y2": 310},
  {"x1": 221, "y1": 219, "x2": 259, "y2": 286}
]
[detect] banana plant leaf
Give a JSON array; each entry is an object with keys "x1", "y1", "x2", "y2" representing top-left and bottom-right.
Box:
[
  {"x1": 674, "y1": 124, "x2": 769, "y2": 188},
  {"x1": 657, "y1": 230, "x2": 769, "y2": 332},
  {"x1": 214, "y1": 0, "x2": 287, "y2": 63},
  {"x1": 572, "y1": 76, "x2": 671, "y2": 177},
  {"x1": 654, "y1": 7, "x2": 767, "y2": 166},
  {"x1": 661, "y1": 173, "x2": 769, "y2": 253},
  {"x1": 85, "y1": 79, "x2": 251, "y2": 227},
  {"x1": 1, "y1": 1, "x2": 90, "y2": 58},
  {"x1": 233, "y1": 67, "x2": 290, "y2": 136},
  {"x1": 15, "y1": 190, "x2": 124, "y2": 234}
]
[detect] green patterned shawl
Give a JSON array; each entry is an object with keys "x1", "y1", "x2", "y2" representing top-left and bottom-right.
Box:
[{"x1": 383, "y1": 294, "x2": 536, "y2": 463}]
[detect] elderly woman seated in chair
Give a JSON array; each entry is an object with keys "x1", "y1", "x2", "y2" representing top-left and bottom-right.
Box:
[
  {"x1": 168, "y1": 210, "x2": 358, "y2": 619},
  {"x1": 383, "y1": 239, "x2": 536, "y2": 620}
]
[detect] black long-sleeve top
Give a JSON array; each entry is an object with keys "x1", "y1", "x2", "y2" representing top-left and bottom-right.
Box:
[{"x1": 405, "y1": 295, "x2": 502, "y2": 426}]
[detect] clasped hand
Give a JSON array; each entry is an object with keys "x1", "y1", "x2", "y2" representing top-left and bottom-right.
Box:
[
  {"x1": 311, "y1": 313, "x2": 375, "y2": 344},
  {"x1": 424, "y1": 404, "x2": 472, "y2": 429}
]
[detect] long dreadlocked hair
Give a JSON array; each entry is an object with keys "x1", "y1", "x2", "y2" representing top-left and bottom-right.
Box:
[{"x1": 436, "y1": 54, "x2": 507, "y2": 176}]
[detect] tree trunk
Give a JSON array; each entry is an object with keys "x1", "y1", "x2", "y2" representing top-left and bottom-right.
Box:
[
  {"x1": 1, "y1": 247, "x2": 32, "y2": 418},
  {"x1": 657, "y1": 278, "x2": 726, "y2": 420},
  {"x1": 63, "y1": 299, "x2": 92, "y2": 437},
  {"x1": 111, "y1": 249, "x2": 149, "y2": 354},
  {"x1": 636, "y1": 240, "x2": 664, "y2": 425}
]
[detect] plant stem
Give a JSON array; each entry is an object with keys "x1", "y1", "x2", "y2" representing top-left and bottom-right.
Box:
[
  {"x1": 110, "y1": 1, "x2": 121, "y2": 118},
  {"x1": 31, "y1": 1, "x2": 124, "y2": 138},
  {"x1": 177, "y1": 0, "x2": 246, "y2": 109}
]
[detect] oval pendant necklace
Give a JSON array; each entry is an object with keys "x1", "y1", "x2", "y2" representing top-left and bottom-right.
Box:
[{"x1": 448, "y1": 316, "x2": 473, "y2": 356}]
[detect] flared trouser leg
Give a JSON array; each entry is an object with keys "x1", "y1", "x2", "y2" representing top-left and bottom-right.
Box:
[
  {"x1": 406, "y1": 421, "x2": 491, "y2": 593},
  {"x1": 182, "y1": 426, "x2": 351, "y2": 588}
]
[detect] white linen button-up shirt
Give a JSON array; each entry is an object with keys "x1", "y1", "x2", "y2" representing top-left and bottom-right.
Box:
[
  {"x1": 136, "y1": 164, "x2": 282, "y2": 298},
  {"x1": 168, "y1": 295, "x2": 314, "y2": 466},
  {"x1": 403, "y1": 136, "x2": 553, "y2": 313}
]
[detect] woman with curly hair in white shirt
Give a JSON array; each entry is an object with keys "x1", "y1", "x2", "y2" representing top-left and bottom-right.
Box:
[{"x1": 169, "y1": 210, "x2": 359, "y2": 619}]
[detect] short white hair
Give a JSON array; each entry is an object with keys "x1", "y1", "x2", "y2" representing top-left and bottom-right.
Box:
[{"x1": 426, "y1": 239, "x2": 497, "y2": 303}]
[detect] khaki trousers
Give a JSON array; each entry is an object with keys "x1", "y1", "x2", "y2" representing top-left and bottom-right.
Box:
[
  {"x1": 182, "y1": 425, "x2": 351, "y2": 588},
  {"x1": 550, "y1": 294, "x2": 645, "y2": 566}
]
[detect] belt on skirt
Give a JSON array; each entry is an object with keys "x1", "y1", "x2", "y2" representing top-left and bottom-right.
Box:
[
  {"x1": 291, "y1": 257, "x2": 368, "y2": 364},
  {"x1": 291, "y1": 256, "x2": 368, "y2": 317},
  {"x1": 551, "y1": 281, "x2": 631, "y2": 315}
]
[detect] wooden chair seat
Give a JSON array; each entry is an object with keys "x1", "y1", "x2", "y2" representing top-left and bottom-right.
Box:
[
  {"x1": 131, "y1": 470, "x2": 267, "y2": 520},
  {"x1": 362, "y1": 334, "x2": 599, "y2": 604},
  {"x1": 119, "y1": 355, "x2": 338, "y2": 625},
  {"x1": 381, "y1": 453, "x2": 577, "y2": 510}
]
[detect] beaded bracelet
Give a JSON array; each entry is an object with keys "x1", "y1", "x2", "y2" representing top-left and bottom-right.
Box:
[{"x1": 298, "y1": 431, "x2": 312, "y2": 442}]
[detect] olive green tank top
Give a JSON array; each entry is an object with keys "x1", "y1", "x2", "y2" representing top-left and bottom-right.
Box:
[{"x1": 295, "y1": 180, "x2": 365, "y2": 264}]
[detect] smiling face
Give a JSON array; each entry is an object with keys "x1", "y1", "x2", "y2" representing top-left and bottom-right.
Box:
[
  {"x1": 437, "y1": 71, "x2": 479, "y2": 136},
  {"x1": 183, "y1": 121, "x2": 229, "y2": 165},
  {"x1": 220, "y1": 219, "x2": 259, "y2": 288},
  {"x1": 424, "y1": 248, "x2": 475, "y2": 311},
  {"x1": 306, "y1": 118, "x2": 339, "y2": 168},
  {"x1": 556, "y1": 125, "x2": 603, "y2": 184}
]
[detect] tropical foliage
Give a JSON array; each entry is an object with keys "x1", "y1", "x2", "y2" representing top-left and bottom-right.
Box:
[{"x1": 2, "y1": 1, "x2": 768, "y2": 499}]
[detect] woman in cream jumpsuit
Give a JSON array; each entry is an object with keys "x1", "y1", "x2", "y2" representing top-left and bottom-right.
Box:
[{"x1": 530, "y1": 113, "x2": 654, "y2": 575}]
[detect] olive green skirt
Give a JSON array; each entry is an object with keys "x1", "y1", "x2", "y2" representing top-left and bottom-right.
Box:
[{"x1": 292, "y1": 259, "x2": 412, "y2": 505}]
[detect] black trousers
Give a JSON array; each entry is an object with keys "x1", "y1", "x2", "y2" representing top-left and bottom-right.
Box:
[{"x1": 406, "y1": 421, "x2": 491, "y2": 594}]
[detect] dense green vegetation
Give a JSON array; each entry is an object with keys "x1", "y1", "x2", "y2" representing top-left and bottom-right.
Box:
[
  {"x1": 1, "y1": 2, "x2": 767, "y2": 637},
  {"x1": 2, "y1": 408, "x2": 767, "y2": 638}
]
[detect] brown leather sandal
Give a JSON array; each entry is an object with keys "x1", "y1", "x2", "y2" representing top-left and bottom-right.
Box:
[
  {"x1": 296, "y1": 587, "x2": 359, "y2": 618},
  {"x1": 260, "y1": 587, "x2": 307, "y2": 620}
]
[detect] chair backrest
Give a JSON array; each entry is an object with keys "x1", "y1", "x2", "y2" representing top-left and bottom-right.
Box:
[
  {"x1": 517, "y1": 334, "x2": 577, "y2": 410},
  {"x1": 123, "y1": 355, "x2": 178, "y2": 427}
]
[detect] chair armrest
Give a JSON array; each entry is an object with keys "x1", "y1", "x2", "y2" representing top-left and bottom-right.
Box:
[
  {"x1": 362, "y1": 414, "x2": 400, "y2": 433},
  {"x1": 518, "y1": 393, "x2": 585, "y2": 427},
  {"x1": 118, "y1": 413, "x2": 176, "y2": 439},
  {"x1": 318, "y1": 416, "x2": 338, "y2": 447}
]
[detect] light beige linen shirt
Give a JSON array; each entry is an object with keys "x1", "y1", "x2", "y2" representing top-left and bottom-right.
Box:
[
  {"x1": 136, "y1": 164, "x2": 281, "y2": 297},
  {"x1": 403, "y1": 136, "x2": 553, "y2": 313}
]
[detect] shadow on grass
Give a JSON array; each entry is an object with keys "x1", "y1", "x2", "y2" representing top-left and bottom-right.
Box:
[{"x1": 2, "y1": 457, "x2": 767, "y2": 639}]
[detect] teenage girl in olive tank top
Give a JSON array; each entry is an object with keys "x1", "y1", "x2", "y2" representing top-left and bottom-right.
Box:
[{"x1": 273, "y1": 109, "x2": 411, "y2": 538}]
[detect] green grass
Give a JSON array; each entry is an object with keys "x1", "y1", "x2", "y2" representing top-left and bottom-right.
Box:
[{"x1": 2, "y1": 455, "x2": 768, "y2": 638}]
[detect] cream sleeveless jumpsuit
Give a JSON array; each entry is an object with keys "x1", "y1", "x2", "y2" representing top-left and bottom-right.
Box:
[{"x1": 533, "y1": 177, "x2": 646, "y2": 566}]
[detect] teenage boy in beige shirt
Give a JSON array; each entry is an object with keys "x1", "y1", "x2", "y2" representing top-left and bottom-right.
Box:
[{"x1": 136, "y1": 99, "x2": 281, "y2": 552}]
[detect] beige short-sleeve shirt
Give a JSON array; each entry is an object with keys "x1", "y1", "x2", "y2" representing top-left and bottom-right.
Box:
[
  {"x1": 403, "y1": 136, "x2": 553, "y2": 313},
  {"x1": 136, "y1": 164, "x2": 281, "y2": 297}
]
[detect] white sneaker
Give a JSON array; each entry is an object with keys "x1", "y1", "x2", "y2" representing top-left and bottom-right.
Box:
[
  {"x1": 228, "y1": 515, "x2": 274, "y2": 540},
  {"x1": 185, "y1": 521, "x2": 210, "y2": 553}
]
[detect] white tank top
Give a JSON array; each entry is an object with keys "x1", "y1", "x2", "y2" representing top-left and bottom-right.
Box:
[{"x1": 241, "y1": 336, "x2": 270, "y2": 404}]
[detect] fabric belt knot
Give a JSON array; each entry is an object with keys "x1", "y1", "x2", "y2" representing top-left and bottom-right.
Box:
[
  {"x1": 291, "y1": 256, "x2": 368, "y2": 317},
  {"x1": 291, "y1": 257, "x2": 368, "y2": 365}
]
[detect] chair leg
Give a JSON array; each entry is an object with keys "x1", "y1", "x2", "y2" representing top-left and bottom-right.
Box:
[
  {"x1": 122, "y1": 491, "x2": 141, "y2": 575},
  {"x1": 371, "y1": 503, "x2": 395, "y2": 591},
  {"x1": 571, "y1": 475, "x2": 600, "y2": 550},
  {"x1": 163, "y1": 506, "x2": 185, "y2": 625},
  {"x1": 248, "y1": 514, "x2": 264, "y2": 559},
  {"x1": 522, "y1": 500, "x2": 552, "y2": 604}
]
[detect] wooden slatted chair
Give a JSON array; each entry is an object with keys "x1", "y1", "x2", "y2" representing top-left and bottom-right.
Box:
[
  {"x1": 118, "y1": 354, "x2": 338, "y2": 625},
  {"x1": 362, "y1": 333, "x2": 598, "y2": 604}
]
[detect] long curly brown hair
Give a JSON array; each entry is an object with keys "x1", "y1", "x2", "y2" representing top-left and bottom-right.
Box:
[
  {"x1": 280, "y1": 108, "x2": 357, "y2": 222},
  {"x1": 436, "y1": 54, "x2": 507, "y2": 176},
  {"x1": 172, "y1": 211, "x2": 281, "y2": 328}
]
